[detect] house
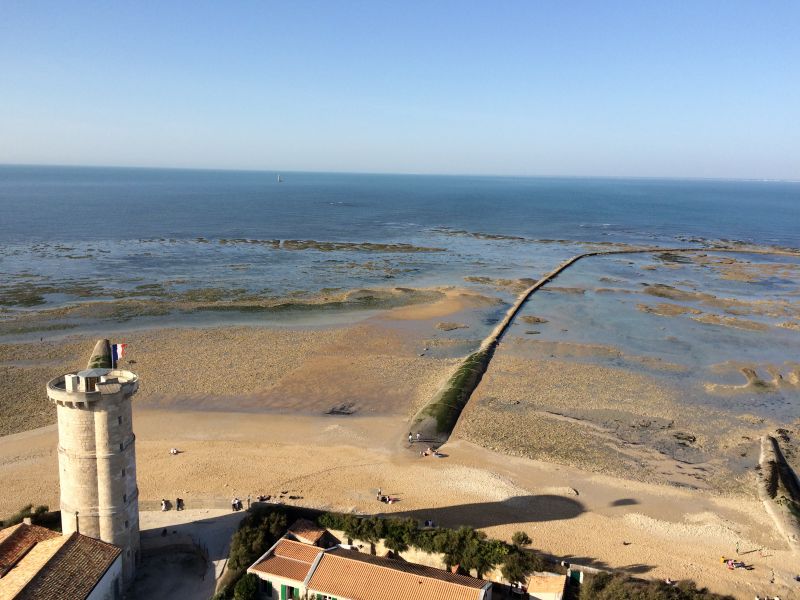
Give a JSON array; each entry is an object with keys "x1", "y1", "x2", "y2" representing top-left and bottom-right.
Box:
[
  {"x1": 248, "y1": 536, "x2": 493, "y2": 600},
  {"x1": 0, "y1": 523, "x2": 123, "y2": 600},
  {"x1": 286, "y1": 519, "x2": 338, "y2": 548}
]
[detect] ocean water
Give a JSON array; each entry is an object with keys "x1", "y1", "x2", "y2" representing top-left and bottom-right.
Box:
[{"x1": 0, "y1": 165, "x2": 799, "y2": 309}]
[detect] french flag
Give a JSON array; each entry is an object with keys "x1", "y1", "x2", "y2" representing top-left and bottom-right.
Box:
[{"x1": 112, "y1": 343, "x2": 127, "y2": 367}]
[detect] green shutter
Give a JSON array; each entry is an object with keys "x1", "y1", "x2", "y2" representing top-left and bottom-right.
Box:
[{"x1": 281, "y1": 584, "x2": 287, "y2": 600}]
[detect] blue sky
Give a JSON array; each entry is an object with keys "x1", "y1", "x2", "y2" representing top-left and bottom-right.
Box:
[{"x1": 1, "y1": 1, "x2": 798, "y2": 178}]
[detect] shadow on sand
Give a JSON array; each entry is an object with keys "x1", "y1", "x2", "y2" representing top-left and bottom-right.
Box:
[
  {"x1": 387, "y1": 494, "x2": 585, "y2": 529},
  {"x1": 610, "y1": 498, "x2": 639, "y2": 507}
]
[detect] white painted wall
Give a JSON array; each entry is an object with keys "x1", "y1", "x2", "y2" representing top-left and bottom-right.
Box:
[{"x1": 86, "y1": 554, "x2": 123, "y2": 600}]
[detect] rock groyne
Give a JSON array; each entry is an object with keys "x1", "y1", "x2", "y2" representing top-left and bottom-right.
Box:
[{"x1": 409, "y1": 246, "x2": 800, "y2": 445}]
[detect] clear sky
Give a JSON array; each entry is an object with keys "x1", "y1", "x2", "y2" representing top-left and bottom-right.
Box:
[{"x1": 1, "y1": 1, "x2": 798, "y2": 178}]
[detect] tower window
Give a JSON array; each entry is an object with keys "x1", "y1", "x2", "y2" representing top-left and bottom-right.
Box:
[
  {"x1": 123, "y1": 494, "x2": 127, "y2": 503},
  {"x1": 121, "y1": 468, "x2": 126, "y2": 477},
  {"x1": 125, "y1": 520, "x2": 129, "y2": 529},
  {"x1": 118, "y1": 416, "x2": 122, "y2": 425},
  {"x1": 119, "y1": 443, "x2": 123, "y2": 451}
]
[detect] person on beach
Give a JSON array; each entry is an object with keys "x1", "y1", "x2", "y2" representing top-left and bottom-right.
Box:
[
  {"x1": 416, "y1": 432, "x2": 421, "y2": 441},
  {"x1": 247, "y1": 495, "x2": 251, "y2": 509},
  {"x1": 408, "y1": 432, "x2": 413, "y2": 443},
  {"x1": 160, "y1": 499, "x2": 167, "y2": 511}
]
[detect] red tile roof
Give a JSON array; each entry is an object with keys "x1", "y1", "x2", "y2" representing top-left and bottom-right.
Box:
[
  {"x1": 287, "y1": 519, "x2": 326, "y2": 545},
  {"x1": 0, "y1": 523, "x2": 121, "y2": 600},
  {"x1": 0, "y1": 524, "x2": 59, "y2": 577},
  {"x1": 249, "y1": 538, "x2": 323, "y2": 582},
  {"x1": 15, "y1": 533, "x2": 121, "y2": 600},
  {"x1": 307, "y1": 547, "x2": 488, "y2": 600}
]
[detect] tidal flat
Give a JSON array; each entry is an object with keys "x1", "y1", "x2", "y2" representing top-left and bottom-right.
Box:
[
  {"x1": 456, "y1": 250, "x2": 800, "y2": 496},
  {"x1": 2, "y1": 245, "x2": 799, "y2": 488}
]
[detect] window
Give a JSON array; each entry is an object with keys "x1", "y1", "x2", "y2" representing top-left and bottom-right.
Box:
[
  {"x1": 123, "y1": 494, "x2": 127, "y2": 503},
  {"x1": 125, "y1": 520, "x2": 129, "y2": 529},
  {"x1": 119, "y1": 443, "x2": 123, "y2": 451},
  {"x1": 121, "y1": 468, "x2": 126, "y2": 477},
  {"x1": 118, "y1": 416, "x2": 122, "y2": 425}
]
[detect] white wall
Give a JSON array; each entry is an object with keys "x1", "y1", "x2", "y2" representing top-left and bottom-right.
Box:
[{"x1": 86, "y1": 554, "x2": 123, "y2": 600}]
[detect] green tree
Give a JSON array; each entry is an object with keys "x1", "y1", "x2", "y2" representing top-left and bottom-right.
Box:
[
  {"x1": 433, "y1": 527, "x2": 477, "y2": 569},
  {"x1": 501, "y1": 550, "x2": 535, "y2": 586},
  {"x1": 233, "y1": 573, "x2": 259, "y2": 600},
  {"x1": 384, "y1": 518, "x2": 417, "y2": 555},
  {"x1": 463, "y1": 538, "x2": 507, "y2": 579},
  {"x1": 355, "y1": 517, "x2": 386, "y2": 555}
]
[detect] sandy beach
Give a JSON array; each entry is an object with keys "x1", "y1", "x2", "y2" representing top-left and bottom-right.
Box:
[{"x1": 0, "y1": 409, "x2": 797, "y2": 598}]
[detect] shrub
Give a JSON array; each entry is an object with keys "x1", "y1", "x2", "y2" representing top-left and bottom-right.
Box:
[
  {"x1": 233, "y1": 573, "x2": 259, "y2": 600},
  {"x1": 511, "y1": 531, "x2": 532, "y2": 548},
  {"x1": 228, "y1": 508, "x2": 287, "y2": 572},
  {"x1": 0, "y1": 504, "x2": 57, "y2": 529}
]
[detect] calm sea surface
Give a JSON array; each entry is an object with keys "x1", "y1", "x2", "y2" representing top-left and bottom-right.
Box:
[
  {"x1": 1, "y1": 165, "x2": 798, "y2": 304},
  {"x1": 1, "y1": 165, "x2": 798, "y2": 245}
]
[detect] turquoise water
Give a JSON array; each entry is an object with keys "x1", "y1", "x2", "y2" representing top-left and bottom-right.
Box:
[{"x1": 1, "y1": 165, "x2": 798, "y2": 307}]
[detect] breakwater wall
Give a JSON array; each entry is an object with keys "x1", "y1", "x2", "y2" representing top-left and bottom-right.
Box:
[{"x1": 409, "y1": 246, "x2": 800, "y2": 444}]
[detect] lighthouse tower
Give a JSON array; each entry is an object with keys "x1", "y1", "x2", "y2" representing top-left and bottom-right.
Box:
[{"x1": 46, "y1": 339, "x2": 140, "y2": 586}]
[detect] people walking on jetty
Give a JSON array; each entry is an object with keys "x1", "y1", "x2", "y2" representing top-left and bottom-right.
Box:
[
  {"x1": 408, "y1": 432, "x2": 412, "y2": 443},
  {"x1": 416, "y1": 432, "x2": 421, "y2": 441}
]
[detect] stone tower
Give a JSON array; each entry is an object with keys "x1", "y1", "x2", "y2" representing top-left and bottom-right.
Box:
[{"x1": 46, "y1": 339, "x2": 140, "y2": 586}]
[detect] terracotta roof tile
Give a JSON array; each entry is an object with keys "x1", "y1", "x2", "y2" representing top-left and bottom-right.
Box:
[
  {"x1": 274, "y1": 539, "x2": 325, "y2": 563},
  {"x1": 0, "y1": 537, "x2": 67, "y2": 600},
  {"x1": 248, "y1": 538, "x2": 323, "y2": 582},
  {"x1": 15, "y1": 533, "x2": 121, "y2": 600},
  {"x1": 250, "y1": 555, "x2": 316, "y2": 582},
  {"x1": 287, "y1": 519, "x2": 326, "y2": 545},
  {"x1": 307, "y1": 548, "x2": 487, "y2": 600},
  {"x1": 0, "y1": 524, "x2": 60, "y2": 577}
]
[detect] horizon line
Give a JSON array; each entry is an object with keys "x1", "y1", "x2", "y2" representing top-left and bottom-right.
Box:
[{"x1": 0, "y1": 162, "x2": 797, "y2": 184}]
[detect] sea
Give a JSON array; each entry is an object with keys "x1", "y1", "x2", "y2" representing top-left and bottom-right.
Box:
[{"x1": 1, "y1": 165, "x2": 798, "y2": 305}]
